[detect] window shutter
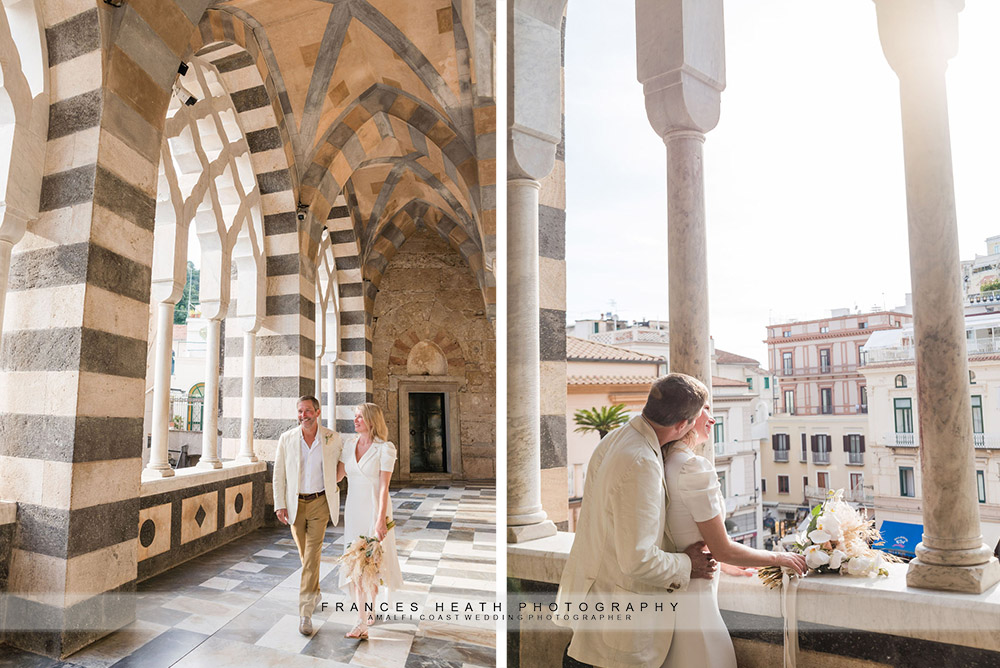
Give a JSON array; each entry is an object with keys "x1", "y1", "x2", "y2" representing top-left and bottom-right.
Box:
[
  {"x1": 811, "y1": 434, "x2": 818, "y2": 453},
  {"x1": 860, "y1": 435, "x2": 866, "y2": 453},
  {"x1": 772, "y1": 434, "x2": 778, "y2": 450},
  {"x1": 843, "y1": 435, "x2": 850, "y2": 452},
  {"x1": 801, "y1": 433, "x2": 807, "y2": 453}
]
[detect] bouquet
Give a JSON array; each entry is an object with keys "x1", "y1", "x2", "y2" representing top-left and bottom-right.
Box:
[
  {"x1": 759, "y1": 489, "x2": 901, "y2": 589},
  {"x1": 337, "y1": 518, "x2": 395, "y2": 601}
]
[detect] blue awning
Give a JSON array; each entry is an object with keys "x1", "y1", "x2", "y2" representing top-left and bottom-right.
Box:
[{"x1": 873, "y1": 520, "x2": 923, "y2": 557}]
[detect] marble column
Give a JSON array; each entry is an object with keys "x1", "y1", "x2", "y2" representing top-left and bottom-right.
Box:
[
  {"x1": 875, "y1": 0, "x2": 1000, "y2": 593},
  {"x1": 0, "y1": 211, "x2": 29, "y2": 350},
  {"x1": 637, "y1": 0, "x2": 725, "y2": 462},
  {"x1": 508, "y1": 178, "x2": 556, "y2": 542},
  {"x1": 238, "y1": 331, "x2": 258, "y2": 462},
  {"x1": 507, "y1": 0, "x2": 564, "y2": 543},
  {"x1": 198, "y1": 318, "x2": 223, "y2": 468},
  {"x1": 326, "y1": 358, "x2": 336, "y2": 430},
  {"x1": 145, "y1": 301, "x2": 176, "y2": 478},
  {"x1": 0, "y1": 239, "x2": 12, "y2": 339}
]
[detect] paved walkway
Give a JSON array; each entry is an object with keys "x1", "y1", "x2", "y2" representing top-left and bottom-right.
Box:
[{"x1": 1, "y1": 484, "x2": 496, "y2": 668}]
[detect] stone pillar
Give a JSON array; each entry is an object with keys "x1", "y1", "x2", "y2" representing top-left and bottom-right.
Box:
[
  {"x1": 507, "y1": 0, "x2": 564, "y2": 543},
  {"x1": 637, "y1": 0, "x2": 725, "y2": 461},
  {"x1": 326, "y1": 358, "x2": 337, "y2": 430},
  {"x1": 0, "y1": 239, "x2": 12, "y2": 338},
  {"x1": 238, "y1": 331, "x2": 258, "y2": 462},
  {"x1": 875, "y1": 0, "x2": 1000, "y2": 593},
  {"x1": 146, "y1": 301, "x2": 177, "y2": 478},
  {"x1": 198, "y1": 318, "x2": 223, "y2": 469}
]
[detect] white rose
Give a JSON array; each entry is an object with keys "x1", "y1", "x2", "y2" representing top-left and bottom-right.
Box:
[
  {"x1": 829, "y1": 549, "x2": 847, "y2": 571},
  {"x1": 804, "y1": 545, "x2": 831, "y2": 569},
  {"x1": 846, "y1": 554, "x2": 874, "y2": 576}
]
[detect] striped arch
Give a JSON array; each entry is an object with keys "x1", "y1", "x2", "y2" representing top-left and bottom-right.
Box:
[{"x1": 186, "y1": 19, "x2": 308, "y2": 459}]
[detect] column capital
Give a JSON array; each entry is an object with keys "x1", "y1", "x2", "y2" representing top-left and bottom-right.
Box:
[
  {"x1": 875, "y1": 0, "x2": 964, "y2": 79},
  {"x1": 0, "y1": 206, "x2": 32, "y2": 245},
  {"x1": 508, "y1": 0, "x2": 565, "y2": 181},
  {"x1": 636, "y1": 0, "x2": 726, "y2": 138}
]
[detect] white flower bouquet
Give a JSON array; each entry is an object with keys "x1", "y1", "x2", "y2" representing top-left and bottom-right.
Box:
[
  {"x1": 337, "y1": 518, "x2": 395, "y2": 600},
  {"x1": 759, "y1": 489, "x2": 901, "y2": 589}
]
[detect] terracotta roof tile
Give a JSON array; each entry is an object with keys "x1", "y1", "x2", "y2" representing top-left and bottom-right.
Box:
[
  {"x1": 566, "y1": 336, "x2": 665, "y2": 362},
  {"x1": 567, "y1": 374, "x2": 658, "y2": 386},
  {"x1": 715, "y1": 349, "x2": 760, "y2": 366}
]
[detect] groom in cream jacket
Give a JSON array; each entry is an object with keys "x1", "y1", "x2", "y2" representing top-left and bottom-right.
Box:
[
  {"x1": 556, "y1": 374, "x2": 718, "y2": 668},
  {"x1": 273, "y1": 395, "x2": 343, "y2": 635}
]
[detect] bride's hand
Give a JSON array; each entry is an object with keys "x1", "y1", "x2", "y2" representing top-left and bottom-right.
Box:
[
  {"x1": 376, "y1": 518, "x2": 388, "y2": 541},
  {"x1": 719, "y1": 562, "x2": 755, "y2": 577}
]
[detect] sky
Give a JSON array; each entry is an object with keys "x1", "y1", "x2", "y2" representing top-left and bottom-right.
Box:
[{"x1": 563, "y1": 0, "x2": 1000, "y2": 367}]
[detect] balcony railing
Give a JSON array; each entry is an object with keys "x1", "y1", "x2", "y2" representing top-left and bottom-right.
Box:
[
  {"x1": 865, "y1": 336, "x2": 1000, "y2": 364},
  {"x1": 885, "y1": 432, "x2": 1000, "y2": 449},
  {"x1": 812, "y1": 452, "x2": 830, "y2": 465},
  {"x1": 805, "y1": 485, "x2": 874, "y2": 505},
  {"x1": 777, "y1": 404, "x2": 868, "y2": 416},
  {"x1": 774, "y1": 450, "x2": 789, "y2": 462},
  {"x1": 778, "y1": 363, "x2": 858, "y2": 377},
  {"x1": 847, "y1": 452, "x2": 864, "y2": 465}
]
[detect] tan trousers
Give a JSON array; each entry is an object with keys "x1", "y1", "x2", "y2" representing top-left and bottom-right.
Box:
[{"x1": 290, "y1": 495, "x2": 329, "y2": 617}]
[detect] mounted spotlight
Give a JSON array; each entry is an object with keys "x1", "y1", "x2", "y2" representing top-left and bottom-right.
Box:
[
  {"x1": 178, "y1": 62, "x2": 189, "y2": 76},
  {"x1": 297, "y1": 203, "x2": 309, "y2": 222},
  {"x1": 172, "y1": 83, "x2": 198, "y2": 106},
  {"x1": 103, "y1": 0, "x2": 125, "y2": 7}
]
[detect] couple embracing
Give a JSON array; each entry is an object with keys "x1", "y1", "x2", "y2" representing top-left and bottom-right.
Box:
[
  {"x1": 557, "y1": 374, "x2": 807, "y2": 668},
  {"x1": 272, "y1": 396, "x2": 403, "y2": 641}
]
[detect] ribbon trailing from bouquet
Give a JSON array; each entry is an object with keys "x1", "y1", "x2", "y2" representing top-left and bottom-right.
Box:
[{"x1": 780, "y1": 571, "x2": 799, "y2": 668}]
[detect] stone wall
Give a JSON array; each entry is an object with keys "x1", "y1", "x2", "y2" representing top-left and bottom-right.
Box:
[{"x1": 372, "y1": 227, "x2": 496, "y2": 481}]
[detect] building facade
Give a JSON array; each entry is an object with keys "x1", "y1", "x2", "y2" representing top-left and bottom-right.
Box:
[
  {"x1": 763, "y1": 309, "x2": 912, "y2": 529},
  {"x1": 862, "y1": 313, "x2": 1000, "y2": 555}
]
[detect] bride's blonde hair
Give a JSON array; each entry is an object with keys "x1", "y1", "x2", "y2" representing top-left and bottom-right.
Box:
[
  {"x1": 357, "y1": 402, "x2": 389, "y2": 441},
  {"x1": 666, "y1": 420, "x2": 710, "y2": 456}
]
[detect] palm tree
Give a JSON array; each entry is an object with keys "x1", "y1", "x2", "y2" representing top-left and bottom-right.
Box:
[{"x1": 573, "y1": 404, "x2": 630, "y2": 439}]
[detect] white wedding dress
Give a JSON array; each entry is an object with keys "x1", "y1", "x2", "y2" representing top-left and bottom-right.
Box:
[
  {"x1": 661, "y1": 446, "x2": 738, "y2": 668},
  {"x1": 338, "y1": 437, "x2": 403, "y2": 596}
]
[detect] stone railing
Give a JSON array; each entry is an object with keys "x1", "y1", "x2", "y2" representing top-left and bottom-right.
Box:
[
  {"x1": 882, "y1": 432, "x2": 1000, "y2": 450},
  {"x1": 508, "y1": 533, "x2": 1000, "y2": 668}
]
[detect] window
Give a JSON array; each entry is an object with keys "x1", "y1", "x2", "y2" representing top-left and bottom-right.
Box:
[
  {"x1": 900, "y1": 467, "x2": 915, "y2": 497},
  {"x1": 895, "y1": 374, "x2": 907, "y2": 388},
  {"x1": 803, "y1": 475, "x2": 809, "y2": 494},
  {"x1": 761, "y1": 478, "x2": 766, "y2": 493},
  {"x1": 718, "y1": 471, "x2": 727, "y2": 498},
  {"x1": 812, "y1": 434, "x2": 831, "y2": 464},
  {"x1": 773, "y1": 433, "x2": 790, "y2": 462},
  {"x1": 978, "y1": 470, "x2": 986, "y2": 504},
  {"x1": 778, "y1": 476, "x2": 789, "y2": 494},
  {"x1": 593, "y1": 322, "x2": 599, "y2": 334},
  {"x1": 970, "y1": 370, "x2": 977, "y2": 385},
  {"x1": 820, "y1": 388, "x2": 833, "y2": 414},
  {"x1": 187, "y1": 383, "x2": 205, "y2": 432},
  {"x1": 782, "y1": 352, "x2": 793, "y2": 374},
  {"x1": 820, "y1": 325, "x2": 829, "y2": 333},
  {"x1": 860, "y1": 386, "x2": 868, "y2": 411},
  {"x1": 783, "y1": 331, "x2": 791, "y2": 338},
  {"x1": 894, "y1": 398, "x2": 913, "y2": 434},
  {"x1": 859, "y1": 321, "x2": 868, "y2": 329},
  {"x1": 858, "y1": 344, "x2": 866, "y2": 366},
  {"x1": 784, "y1": 389, "x2": 796, "y2": 415},
  {"x1": 764, "y1": 377, "x2": 770, "y2": 389},
  {"x1": 800, "y1": 433, "x2": 808, "y2": 462},
  {"x1": 746, "y1": 377, "x2": 754, "y2": 390},
  {"x1": 817, "y1": 472, "x2": 830, "y2": 490},
  {"x1": 713, "y1": 417, "x2": 725, "y2": 444},
  {"x1": 850, "y1": 473, "x2": 864, "y2": 492},
  {"x1": 972, "y1": 395, "x2": 984, "y2": 435},
  {"x1": 820, "y1": 348, "x2": 831, "y2": 373},
  {"x1": 845, "y1": 434, "x2": 865, "y2": 465}
]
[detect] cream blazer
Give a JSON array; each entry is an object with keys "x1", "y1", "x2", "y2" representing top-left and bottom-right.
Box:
[
  {"x1": 272, "y1": 425, "x2": 343, "y2": 525},
  {"x1": 555, "y1": 415, "x2": 692, "y2": 668}
]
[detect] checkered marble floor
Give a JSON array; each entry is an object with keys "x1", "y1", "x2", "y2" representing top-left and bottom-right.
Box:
[{"x1": 0, "y1": 484, "x2": 497, "y2": 668}]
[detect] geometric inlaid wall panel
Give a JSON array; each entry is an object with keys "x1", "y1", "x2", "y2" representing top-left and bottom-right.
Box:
[
  {"x1": 137, "y1": 503, "x2": 171, "y2": 562},
  {"x1": 180, "y1": 491, "x2": 218, "y2": 544},
  {"x1": 224, "y1": 482, "x2": 252, "y2": 527}
]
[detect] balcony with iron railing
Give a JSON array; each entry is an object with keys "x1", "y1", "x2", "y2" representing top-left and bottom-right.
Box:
[
  {"x1": 777, "y1": 363, "x2": 858, "y2": 377},
  {"x1": 776, "y1": 404, "x2": 868, "y2": 417},
  {"x1": 805, "y1": 485, "x2": 874, "y2": 505},
  {"x1": 882, "y1": 432, "x2": 1000, "y2": 449},
  {"x1": 812, "y1": 451, "x2": 831, "y2": 465},
  {"x1": 847, "y1": 451, "x2": 864, "y2": 465},
  {"x1": 773, "y1": 450, "x2": 789, "y2": 463}
]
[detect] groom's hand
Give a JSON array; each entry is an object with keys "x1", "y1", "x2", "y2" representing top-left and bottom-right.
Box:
[
  {"x1": 684, "y1": 541, "x2": 718, "y2": 580},
  {"x1": 276, "y1": 508, "x2": 289, "y2": 525}
]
